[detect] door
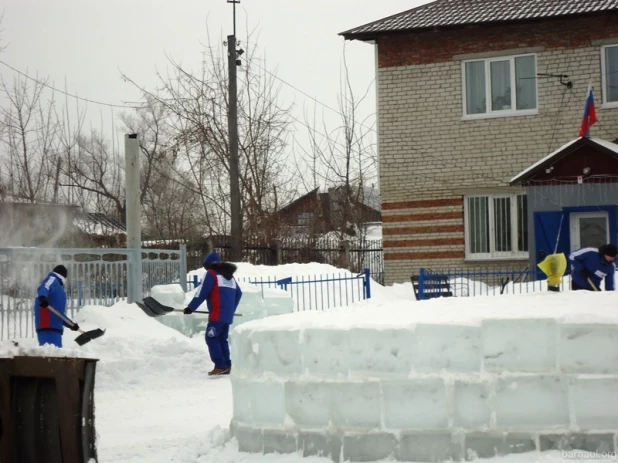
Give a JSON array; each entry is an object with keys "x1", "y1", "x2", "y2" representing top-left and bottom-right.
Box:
[{"x1": 570, "y1": 211, "x2": 609, "y2": 251}]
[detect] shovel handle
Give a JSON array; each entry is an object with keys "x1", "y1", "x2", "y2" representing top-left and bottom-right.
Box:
[
  {"x1": 173, "y1": 309, "x2": 242, "y2": 317},
  {"x1": 587, "y1": 276, "x2": 600, "y2": 292},
  {"x1": 47, "y1": 305, "x2": 85, "y2": 334}
]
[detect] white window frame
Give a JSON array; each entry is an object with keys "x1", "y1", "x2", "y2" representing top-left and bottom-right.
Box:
[
  {"x1": 461, "y1": 53, "x2": 538, "y2": 120},
  {"x1": 464, "y1": 193, "x2": 529, "y2": 260},
  {"x1": 601, "y1": 44, "x2": 618, "y2": 108}
]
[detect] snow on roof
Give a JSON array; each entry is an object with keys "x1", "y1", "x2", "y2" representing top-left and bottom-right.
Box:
[{"x1": 510, "y1": 137, "x2": 618, "y2": 184}]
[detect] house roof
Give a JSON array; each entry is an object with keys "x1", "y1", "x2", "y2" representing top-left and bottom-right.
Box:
[
  {"x1": 510, "y1": 137, "x2": 618, "y2": 185},
  {"x1": 277, "y1": 188, "x2": 320, "y2": 214},
  {"x1": 73, "y1": 212, "x2": 126, "y2": 236},
  {"x1": 340, "y1": 0, "x2": 618, "y2": 40}
]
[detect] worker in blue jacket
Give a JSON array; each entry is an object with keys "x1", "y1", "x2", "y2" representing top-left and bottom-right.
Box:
[
  {"x1": 569, "y1": 244, "x2": 617, "y2": 291},
  {"x1": 33, "y1": 265, "x2": 79, "y2": 347},
  {"x1": 184, "y1": 251, "x2": 242, "y2": 376}
]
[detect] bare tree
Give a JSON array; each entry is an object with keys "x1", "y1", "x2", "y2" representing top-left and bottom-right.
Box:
[
  {"x1": 121, "y1": 97, "x2": 203, "y2": 240},
  {"x1": 121, "y1": 29, "x2": 294, "y2": 245},
  {"x1": 294, "y1": 47, "x2": 378, "y2": 239},
  {"x1": 63, "y1": 129, "x2": 125, "y2": 220},
  {"x1": 0, "y1": 74, "x2": 61, "y2": 202}
]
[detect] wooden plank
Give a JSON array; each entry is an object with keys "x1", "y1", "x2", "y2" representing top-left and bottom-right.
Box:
[
  {"x1": 55, "y1": 361, "x2": 83, "y2": 462},
  {"x1": 0, "y1": 359, "x2": 14, "y2": 463}
]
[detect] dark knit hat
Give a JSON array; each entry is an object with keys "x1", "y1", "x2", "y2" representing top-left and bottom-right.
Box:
[
  {"x1": 599, "y1": 244, "x2": 618, "y2": 258},
  {"x1": 53, "y1": 265, "x2": 68, "y2": 278}
]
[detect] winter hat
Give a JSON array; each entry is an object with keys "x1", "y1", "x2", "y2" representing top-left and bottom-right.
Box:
[
  {"x1": 599, "y1": 243, "x2": 618, "y2": 258},
  {"x1": 202, "y1": 251, "x2": 221, "y2": 269},
  {"x1": 53, "y1": 265, "x2": 68, "y2": 278}
]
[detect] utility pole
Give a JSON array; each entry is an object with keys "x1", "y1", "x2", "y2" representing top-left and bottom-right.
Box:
[
  {"x1": 125, "y1": 133, "x2": 142, "y2": 303},
  {"x1": 227, "y1": 0, "x2": 242, "y2": 262}
]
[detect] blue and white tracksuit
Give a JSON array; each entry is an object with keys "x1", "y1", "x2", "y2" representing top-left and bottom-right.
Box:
[
  {"x1": 569, "y1": 247, "x2": 616, "y2": 291},
  {"x1": 33, "y1": 271, "x2": 68, "y2": 347},
  {"x1": 187, "y1": 255, "x2": 242, "y2": 369}
]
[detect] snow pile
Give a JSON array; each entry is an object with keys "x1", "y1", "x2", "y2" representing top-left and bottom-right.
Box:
[
  {"x1": 230, "y1": 290, "x2": 618, "y2": 461},
  {"x1": 1, "y1": 261, "x2": 614, "y2": 462}
]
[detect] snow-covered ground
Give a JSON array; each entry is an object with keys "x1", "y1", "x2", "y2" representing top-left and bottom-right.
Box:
[{"x1": 0, "y1": 262, "x2": 614, "y2": 462}]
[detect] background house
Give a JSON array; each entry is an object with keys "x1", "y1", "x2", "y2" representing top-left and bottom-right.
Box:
[
  {"x1": 274, "y1": 186, "x2": 381, "y2": 237},
  {"x1": 0, "y1": 201, "x2": 126, "y2": 247},
  {"x1": 342, "y1": 0, "x2": 618, "y2": 284}
]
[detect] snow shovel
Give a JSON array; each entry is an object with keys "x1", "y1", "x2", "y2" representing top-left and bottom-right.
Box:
[
  {"x1": 47, "y1": 305, "x2": 106, "y2": 346},
  {"x1": 587, "y1": 276, "x2": 600, "y2": 292},
  {"x1": 136, "y1": 296, "x2": 242, "y2": 317}
]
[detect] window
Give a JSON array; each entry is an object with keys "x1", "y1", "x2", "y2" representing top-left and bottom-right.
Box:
[
  {"x1": 601, "y1": 45, "x2": 618, "y2": 106},
  {"x1": 463, "y1": 54, "x2": 537, "y2": 117},
  {"x1": 297, "y1": 212, "x2": 313, "y2": 226},
  {"x1": 465, "y1": 194, "x2": 528, "y2": 259}
]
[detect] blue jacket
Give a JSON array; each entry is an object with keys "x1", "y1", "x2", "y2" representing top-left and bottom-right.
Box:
[
  {"x1": 569, "y1": 247, "x2": 616, "y2": 291},
  {"x1": 187, "y1": 261, "x2": 242, "y2": 324},
  {"x1": 33, "y1": 272, "x2": 68, "y2": 332}
]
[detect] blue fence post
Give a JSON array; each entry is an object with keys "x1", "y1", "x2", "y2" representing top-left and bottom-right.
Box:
[
  {"x1": 78, "y1": 280, "x2": 83, "y2": 307},
  {"x1": 193, "y1": 275, "x2": 199, "y2": 289},
  {"x1": 363, "y1": 268, "x2": 371, "y2": 299},
  {"x1": 418, "y1": 268, "x2": 426, "y2": 301}
]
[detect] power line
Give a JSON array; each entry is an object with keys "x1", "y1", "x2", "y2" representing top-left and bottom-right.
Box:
[
  {"x1": 250, "y1": 59, "x2": 378, "y2": 134},
  {"x1": 0, "y1": 60, "x2": 146, "y2": 109}
]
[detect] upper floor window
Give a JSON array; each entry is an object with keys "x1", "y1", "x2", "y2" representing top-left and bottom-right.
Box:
[
  {"x1": 462, "y1": 54, "x2": 537, "y2": 118},
  {"x1": 297, "y1": 212, "x2": 313, "y2": 226},
  {"x1": 601, "y1": 45, "x2": 618, "y2": 106},
  {"x1": 464, "y1": 193, "x2": 528, "y2": 260}
]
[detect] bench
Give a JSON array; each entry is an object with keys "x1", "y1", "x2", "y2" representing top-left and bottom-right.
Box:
[{"x1": 410, "y1": 273, "x2": 454, "y2": 300}]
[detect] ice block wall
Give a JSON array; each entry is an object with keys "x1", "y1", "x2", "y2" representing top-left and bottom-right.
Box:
[{"x1": 230, "y1": 318, "x2": 618, "y2": 462}]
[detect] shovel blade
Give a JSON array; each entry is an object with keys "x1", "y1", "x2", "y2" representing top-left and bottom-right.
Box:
[
  {"x1": 136, "y1": 300, "x2": 160, "y2": 317},
  {"x1": 75, "y1": 328, "x2": 106, "y2": 346},
  {"x1": 136, "y1": 297, "x2": 175, "y2": 317}
]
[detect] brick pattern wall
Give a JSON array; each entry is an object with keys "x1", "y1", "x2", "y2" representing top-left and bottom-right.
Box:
[{"x1": 377, "y1": 14, "x2": 618, "y2": 284}]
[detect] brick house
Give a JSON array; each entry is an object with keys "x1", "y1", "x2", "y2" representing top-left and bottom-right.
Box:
[{"x1": 341, "y1": 0, "x2": 618, "y2": 284}]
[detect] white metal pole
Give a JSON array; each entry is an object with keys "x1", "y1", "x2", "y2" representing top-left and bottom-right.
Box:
[{"x1": 125, "y1": 133, "x2": 141, "y2": 303}]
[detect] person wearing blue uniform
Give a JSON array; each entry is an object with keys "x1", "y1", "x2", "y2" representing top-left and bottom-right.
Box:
[
  {"x1": 184, "y1": 252, "x2": 242, "y2": 375},
  {"x1": 569, "y1": 244, "x2": 618, "y2": 291},
  {"x1": 33, "y1": 265, "x2": 79, "y2": 347}
]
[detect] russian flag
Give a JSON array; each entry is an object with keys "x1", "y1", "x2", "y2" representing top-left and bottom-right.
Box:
[{"x1": 578, "y1": 82, "x2": 597, "y2": 138}]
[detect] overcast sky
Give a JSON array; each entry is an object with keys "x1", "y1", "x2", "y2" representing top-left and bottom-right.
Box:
[{"x1": 0, "y1": 0, "x2": 431, "y2": 187}]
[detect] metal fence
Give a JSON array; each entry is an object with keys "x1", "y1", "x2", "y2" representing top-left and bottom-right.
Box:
[
  {"x1": 412, "y1": 264, "x2": 566, "y2": 300},
  {"x1": 199, "y1": 236, "x2": 384, "y2": 285},
  {"x1": 0, "y1": 246, "x2": 186, "y2": 341},
  {"x1": 189, "y1": 268, "x2": 372, "y2": 312}
]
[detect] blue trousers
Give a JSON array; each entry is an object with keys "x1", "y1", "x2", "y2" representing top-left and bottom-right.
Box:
[
  {"x1": 205, "y1": 322, "x2": 231, "y2": 369},
  {"x1": 37, "y1": 330, "x2": 63, "y2": 348}
]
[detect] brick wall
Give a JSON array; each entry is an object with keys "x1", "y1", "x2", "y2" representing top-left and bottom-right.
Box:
[{"x1": 376, "y1": 13, "x2": 618, "y2": 283}]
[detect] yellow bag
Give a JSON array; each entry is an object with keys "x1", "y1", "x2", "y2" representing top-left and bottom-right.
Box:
[{"x1": 537, "y1": 253, "x2": 567, "y2": 287}]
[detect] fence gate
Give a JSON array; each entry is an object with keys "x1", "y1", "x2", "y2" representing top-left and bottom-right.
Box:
[{"x1": 0, "y1": 246, "x2": 186, "y2": 341}]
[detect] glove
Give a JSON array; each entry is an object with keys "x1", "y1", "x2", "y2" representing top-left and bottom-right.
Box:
[
  {"x1": 581, "y1": 268, "x2": 591, "y2": 279},
  {"x1": 39, "y1": 296, "x2": 49, "y2": 308},
  {"x1": 69, "y1": 323, "x2": 80, "y2": 332},
  {"x1": 183, "y1": 307, "x2": 193, "y2": 315}
]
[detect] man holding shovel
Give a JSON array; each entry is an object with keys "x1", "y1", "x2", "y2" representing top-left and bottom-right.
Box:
[
  {"x1": 34, "y1": 265, "x2": 79, "y2": 347},
  {"x1": 569, "y1": 244, "x2": 618, "y2": 291},
  {"x1": 184, "y1": 251, "x2": 242, "y2": 376}
]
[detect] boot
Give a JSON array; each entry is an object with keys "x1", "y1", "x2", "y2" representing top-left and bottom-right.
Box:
[{"x1": 208, "y1": 367, "x2": 230, "y2": 376}]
